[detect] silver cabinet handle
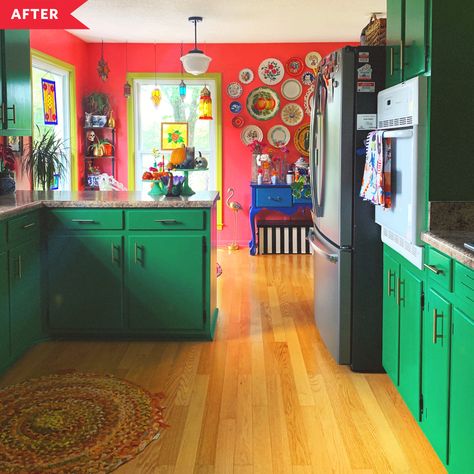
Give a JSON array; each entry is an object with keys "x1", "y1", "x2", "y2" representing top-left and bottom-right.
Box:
[
  {"x1": 268, "y1": 196, "x2": 282, "y2": 201},
  {"x1": 71, "y1": 219, "x2": 96, "y2": 224},
  {"x1": 111, "y1": 243, "x2": 120, "y2": 265},
  {"x1": 307, "y1": 230, "x2": 338, "y2": 263},
  {"x1": 387, "y1": 270, "x2": 395, "y2": 296},
  {"x1": 424, "y1": 263, "x2": 442, "y2": 275},
  {"x1": 7, "y1": 104, "x2": 16, "y2": 124},
  {"x1": 433, "y1": 309, "x2": 443, "y2": 344},
  {"x1": 23, "y1": 222, "x2": 36, "y2": 229},
  {"x1": 390, "y1": 47, "x2": 394, "y2": 75},
  {"x1": 154, "y1": 219, "x2": 179, "y2": 224},
  {"x1": 134, "y1": 243, "x2": 144, "y2": 264},
  {"x1": 18, "y1": 255, "x2": 22, "y2": 279}
]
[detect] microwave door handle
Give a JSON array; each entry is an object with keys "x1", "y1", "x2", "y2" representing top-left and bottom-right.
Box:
[{"x1": 383, "y1": 130, "x2": 414, "y2": 139}]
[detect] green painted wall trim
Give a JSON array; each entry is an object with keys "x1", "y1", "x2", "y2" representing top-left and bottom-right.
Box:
[
  {"x1": 30, "y1": 49, "x2": 79, "y2": 191},
  {"x1": 126, "y1": 72, "x2": 223, "y2": 230}
]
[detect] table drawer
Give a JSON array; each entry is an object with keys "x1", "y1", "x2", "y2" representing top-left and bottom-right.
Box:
[
  {"x1": 454, "y1": 261, "x2": 474, "y2": 308},
  {"x1": 7, "y1": 211, "x2": 40, "y2": 242},
  {"x1": 48, "y1": 209, "x2": 124, "y2": 230},
  {"x1": 425, "y1": 247, "x2": 453, "y2": 291},
  {"x1": 127, "y1": 209, "x2": 205, "y2": 230},
  {"x1": 255, "y1": 187, "x2": 292, "y2": 208}
]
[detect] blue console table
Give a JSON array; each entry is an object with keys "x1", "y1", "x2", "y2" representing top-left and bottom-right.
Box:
[{"x1": 249, "y1": 183, "x2": 312, "y2": 255}]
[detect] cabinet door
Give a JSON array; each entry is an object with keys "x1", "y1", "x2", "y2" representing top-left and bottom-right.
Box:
[
  {"x1": 128, "y1": 234, "x2": 204, "y2": 331},
  {"x1": 0, "y1": 252, "x2": 9, "y2": 367},
  {"x1": 382, "y1": 251, "x2": 400, "y2": 384},
  {"x1": 404, "y1": 0, "x2": 428, "y2": 80},
  {"x1": 398, "y1": 265, "x2": 423, "y2": 420},
  {"x1": 48, "y1": 234, "x2": 123, "y2": 330},
  {"x1": 2, "y1": 30, "x2": 32, "y2": 135},
  {"x1": 9, "y1": 239, "x2": 42, "y2": 358},
  {"x1": 423, "y1": 287, "x2": 451, "y2": 464},
  {"x1": 449, "y1": 308, "x2": 474, "y2": 473},
  {"x1": 386, "y1": 0, "x2": 404, "y2": 87}
]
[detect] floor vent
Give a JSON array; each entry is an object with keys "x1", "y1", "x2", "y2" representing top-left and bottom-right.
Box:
[{"x1": 257, "y1": 220, "x2": 312, "y2": 255}]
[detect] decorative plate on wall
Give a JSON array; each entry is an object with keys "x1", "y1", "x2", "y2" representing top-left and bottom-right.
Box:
[
  {"x1": 227, "y1": 82, "x2": 243, "y2": 98},
  {"x1": 281, "y1": 79, "x2": 302, "y2": 100},
  {"x1": 267, "y1": 125, "x2": 291, "y2": 148},
  {"x1": 239, "y1": 68, "x2": 254, "y2": 84},
  {"x1": 246, "y1": 86, "x2": 280, "y2": 121},
  {"x1": 286, "y1": 57, "x2": 304, "y2": 76},
  {"x1": 281, "y1": 103, "x2": 304, "y2": 126},
  {"x1": 294, "y1": 123, "x2": 310, "y2": 156},
  {"x1": 305, "y1": 51, "x2": 322, "y2": 69},
  {"x1": 241, "y1": 125, "x2": 264, "y2": 146},
  {"x1": 304, "y1": 85, "x2": 315, "y2": 116},
  {"x1": 232, "y1": 115, "x2": 245, "y2": 128},
  {"x1": 230, "y1": 101, "x2": 243, "y2": 114},
  {"x1": 301, "y1": 71, "x2": 315, "y2": 85},
  {"x1": 258, "y1": 58, "x2": 284, "y2": 85}
]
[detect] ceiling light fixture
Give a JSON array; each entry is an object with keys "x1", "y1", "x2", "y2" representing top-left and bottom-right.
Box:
[{"x1": 180, "y1": 16, "x2": 212, "y2": 76}]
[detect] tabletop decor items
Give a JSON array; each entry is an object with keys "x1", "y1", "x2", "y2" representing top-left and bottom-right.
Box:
[
  {"x1": 246, "y1": 86, "x2": 280, "y2": 120},
  {"x1": 258, "y1": 58, "x2": 284, "y2": 85}
]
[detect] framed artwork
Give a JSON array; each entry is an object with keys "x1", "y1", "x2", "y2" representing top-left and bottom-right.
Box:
[
  {"x1": 8, "y1": 136, "x2": 22, "y2": 153},
  {"x1": 42, "y1": 78, "x2": 58, "y2": 125},
  {"x1": 161, "y1": 122, "x2": 188, "y2": 150}
]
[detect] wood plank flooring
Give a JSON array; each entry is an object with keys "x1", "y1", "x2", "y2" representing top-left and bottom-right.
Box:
[{"x1": 0, "y1": 249, "x2": 446, "y2": 473}]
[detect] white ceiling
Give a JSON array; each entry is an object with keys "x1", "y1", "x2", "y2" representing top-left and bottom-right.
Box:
[{"x1": 69, "y1": 0, "x2": 386, "y2": 43}]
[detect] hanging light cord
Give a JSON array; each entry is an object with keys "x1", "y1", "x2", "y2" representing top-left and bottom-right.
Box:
[{"x1": 154, "y1": 43, "x2": 157, "y2": 85}]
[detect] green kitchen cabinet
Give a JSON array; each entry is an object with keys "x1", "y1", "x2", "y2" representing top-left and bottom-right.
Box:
[
  {"x1": 48, "y1": 234, "x2": 124, "y2": 331},
  {"x1": 0, "y1": 30, "x2": 32, "y2": 135},
  {"x1": 385, "y1": 0, "x2": 404, "y2": 87},
  {"x1": 449, "y1": 307, "x2": 474, "y2": 473},
  {"x1": 127, "y1": 234, "x2": 205, "y2": 332},
  {"x1": 0, "y1": 251, "x2": 9, "y2": 368},
  {"x1": 423, "y1": 286, "x2": 451, "y2": 464}
]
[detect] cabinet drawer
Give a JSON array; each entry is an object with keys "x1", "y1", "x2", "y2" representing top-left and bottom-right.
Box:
[
  {"x1": 454, "y1": 262, "x2": 474, "y2": 310},
  {"x1": 255, "y1": 187, "x2": 292, "y2": 208},
  {"x1": 7, "y1": 211, "x2": 40, "y2": 242},
  {"x1": 425, "y1": 247, "x2": 452, "y2": 291},
  {"x1": 127, "y1": 210, "x2": 205, "y2": 230},
  {"x1": 48, "y1": 209, "x2": 123, "y2": 230}
]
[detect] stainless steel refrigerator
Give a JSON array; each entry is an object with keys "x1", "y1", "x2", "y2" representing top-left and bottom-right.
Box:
[{"x1": 308, "y1": 46, "x2": 385, "y2": 372}]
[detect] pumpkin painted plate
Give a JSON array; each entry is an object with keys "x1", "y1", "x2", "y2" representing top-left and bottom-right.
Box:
[
  {"x1": 294, "y1": 123, "x2": 310, "y2": 156},
  {"x1": 281, "y1": 103, "x2": 304, "y2": 126},
  {"x1": 305, "y1": 51, "x2": 322, "y2": 69},
  {"x1": 281, "y1": 79, "x2": 302, "y2": 100},
  {"x1": 258, "y1": 58, "x2": 284, "y2": 85},
  {"x1": 267, "y1": 125, "x2": 291, "y2": 148},
  {"x1": 227, "y1": 82, "x2": 243, "y2": 98},
  {"x1": 232, "y1": 115, "x2": 245, "y2": 128},
  {"x1": 246, "y1": 86, "x2": 280, "y2": 121},
  {"x1": 240, "y1": 125, "x2": 264, "y2": 146},
  {"x1": 239, "y1": 68, "x2": 254, "y2": 84},
  {"x1": 286, "y1": 57, "x2": 304, "y2": 76}
]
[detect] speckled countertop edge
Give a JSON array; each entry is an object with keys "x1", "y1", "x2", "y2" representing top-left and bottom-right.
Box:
[{"x1": 421, "y1": 231, "x2": 474, "y2": 270}]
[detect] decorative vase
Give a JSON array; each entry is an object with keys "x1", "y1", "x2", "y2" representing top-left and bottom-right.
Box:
[
  {"x1": 0, "y1": 175, "x2": 16, "y2": 195},
  {"x1": 108, "y1": 110, "x2": 116, "y2": 128}
]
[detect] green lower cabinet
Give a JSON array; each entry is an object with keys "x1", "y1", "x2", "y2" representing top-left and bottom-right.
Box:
[
  {"x1": 9, "y1": 239, "x2": 42, "y2": 358},
  {"x1": 449, "y1": 308, "x2": 474, "y2": 473},
  {"x1": 48, "y1": 234, "x2": 123, "y2": 330},
  {"x1": 423, "y1": 287, "x2": 451, "y2": 464},
  {"x1": 0, "y1": 251, "x2": 9, "y2": 367},
  {"x1": 127, "y1": 234, "x2": 204, "y2": 331}
]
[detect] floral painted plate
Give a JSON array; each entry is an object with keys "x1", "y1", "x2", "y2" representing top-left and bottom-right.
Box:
[
  {"x1": 239, "y1": 68, "x2": 254, "y2": 84},
  {"x1": 281, "y1": 79, "x2": 302, "y2": 100},
  {"x1": 305, "y1": 51, "x2": 322, "y2": 69},
  {"x1": 227, "y1": 82, "x2": 243, "y2": 98},
  {"x1": 267, "y1": 125, "x2": 291, "y2": 148},
  {"x1": 294, "y1": 123, "x2": 310, "y2": 156},
  {"x1": 286, "y1": 57, "x2": 304, "y2": 76},
  {"x1": 230, "y1": 101, "x2": 242, "y2": 114},
  {"x1": 304, "y1": 85, "x2": 315, "y2": 116},
  {"x1": 232, "y1": 115, "x2": 245, "y2": 128},
  {"x1": 281, "y1": 103, "x2": 304, "y2": 126},
  {"x1": 246, "y1": 86, "x2": 280, "y2": 121},
  {"x1": 240, "y1": 125, "x2": 264, "y2": 146},
  {"x1": 258, "y1": 58, "x2": 284, "y2": 85}
]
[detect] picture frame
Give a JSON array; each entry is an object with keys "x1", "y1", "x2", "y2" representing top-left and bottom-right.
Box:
[
  {"x1": 8, "y1": 136, "x2": 22, "y2": 153},
  {"x1": 161, "y1": 122, "x2": 188, "y2": 150}
]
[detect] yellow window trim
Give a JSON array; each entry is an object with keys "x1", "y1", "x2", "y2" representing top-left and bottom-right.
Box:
[
  {"x1": 126, "y1": 72, "x2": 223, "y2": 230},
  {"x1": 31, "y1": 49, "x2": 78, "y2": 191}
]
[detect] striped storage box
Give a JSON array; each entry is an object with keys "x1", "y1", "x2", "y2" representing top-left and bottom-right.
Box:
[{"x1": 257, "y1": 220, "x2": 312, "y2": 255}]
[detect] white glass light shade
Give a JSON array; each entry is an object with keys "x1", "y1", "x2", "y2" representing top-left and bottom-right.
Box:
[{"x1": 180, "y1": 51, "x2": 212, "y2": 76}]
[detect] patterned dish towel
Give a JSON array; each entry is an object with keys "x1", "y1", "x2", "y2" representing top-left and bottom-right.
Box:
[{"x1": 360, "y1": 131, "x2": 392, "y2": 208}]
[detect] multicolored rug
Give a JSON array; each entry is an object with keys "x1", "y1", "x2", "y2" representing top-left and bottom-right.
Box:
[{"x1": 0, "y1": 371, "x2": 167, "y2": 473}]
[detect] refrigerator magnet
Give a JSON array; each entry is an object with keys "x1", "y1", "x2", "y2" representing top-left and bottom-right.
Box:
[
  {"x1": 358, "y1": 52, "x2": 370, "y2": 63},
  {"x1": 357, "y1": 64, "x2": 372, "y2": 80},
  {"x1": 357, "y1": 81, "x2": 375, "y2": 93}
]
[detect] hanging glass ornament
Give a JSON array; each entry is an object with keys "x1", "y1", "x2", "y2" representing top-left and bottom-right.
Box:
[
  {"x1": 179, "y1": 79, "x2": 187, "y2": 102},
  {"x1": 97, "y1": 41, "x2": 110, "y2": 81},
  {"x1": 198, "y1": 85, "x2": 213, "y2": 120},
  {"x1": 151, "y1": 88, "x2": 162, "y2": 107}
]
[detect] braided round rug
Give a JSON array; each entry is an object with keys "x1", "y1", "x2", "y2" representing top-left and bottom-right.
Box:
[{"x1": 0, "y1": 371, "x2": 167, "y2": 473}]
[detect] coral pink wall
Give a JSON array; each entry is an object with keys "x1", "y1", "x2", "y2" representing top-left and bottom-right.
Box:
[{"x1": 30, "y1": 36, "x2": 352, "y2": 244}]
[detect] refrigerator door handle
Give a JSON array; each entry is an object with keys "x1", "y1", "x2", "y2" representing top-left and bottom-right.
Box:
[{"x1": 307, "y1": 229, "x2": 338, "y2": 263}]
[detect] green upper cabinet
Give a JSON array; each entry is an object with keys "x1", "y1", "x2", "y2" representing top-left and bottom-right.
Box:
[
  {"x1": 386, "y1": 0, "x2": 404, "y2": 87},
  {"x1": 48, "y1": 234, "x2": 124, "y2": 331},
  {"x1": 449, "y1": 308, "x2": 474, "y2": 473},
  {"x1": 128, "y1": 234, "x2": 205, "y2": 332},
  {"x1": 0, "y1": 251, "x2": 9, "y2": 368},
  {"x1": 0, "y1": 30, "x2": 32, "y2": 136}
]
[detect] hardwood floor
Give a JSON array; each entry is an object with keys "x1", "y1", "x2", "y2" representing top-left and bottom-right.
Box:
[{"x1": 0, "y1": 249, "x2": 446, "y2": 473}]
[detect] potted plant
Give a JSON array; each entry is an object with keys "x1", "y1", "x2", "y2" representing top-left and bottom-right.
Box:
[
  {"x1": 83, "y1": 92, "x2": 110, "y2": 127},
  {"x1": 23, "y1": 126, "x2": 68, "y2": 190},
  {"x1": 0, "y1": 142, "x2": 16, "y2": 195}
]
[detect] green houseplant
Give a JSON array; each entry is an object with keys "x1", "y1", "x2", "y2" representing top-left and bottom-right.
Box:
[
  {"x1": 23, "y1": 126, "x2": 68, "y2": 190},
  {"x1": 83, "y1": 92, "x2": 110, "y2": 127},
  {"x1": 0, "y1": 142, "x2": 16, "y2": 195}
]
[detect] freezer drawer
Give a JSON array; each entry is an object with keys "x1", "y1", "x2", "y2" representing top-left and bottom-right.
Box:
[{"x1": 308, "y1": 228, "x2": 351, "y2": 364}]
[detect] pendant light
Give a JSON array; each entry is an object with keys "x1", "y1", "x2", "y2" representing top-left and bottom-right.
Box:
[
  {"x1": 151, "y1": 43, "x2": 161, "y2": 107},
  {"x1": 179, "y1": 42, "x2": 187, "y2": 101},
  {"x1": 97, "y1": 40, "x2": 110, "y2": 81},
  {"x1": 198, "y1": 85, "x2": 213, "y2": 120},
  {"x1": 124, "y1": 41, "x2": 131, "y2": 98},
  {"x1": 180, "y1": 16, "x2": 212, "y2": 76}
]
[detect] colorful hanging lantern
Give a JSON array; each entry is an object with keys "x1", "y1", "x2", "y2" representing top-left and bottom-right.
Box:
[
  {"x1": 198, "y1": 85, "x2": 213, "y2": 120},
  {"x1": 151, "y1": 88, "x2": 161, "y2": 107},
  {"x1": 179, "y1": 79, "x2": 187, "y2": 102},
  {"x1": 97, "y1": 41, "x2": 110, "y2": 81},
  {"x1": 124, "y1": 81, "x2": 132, "y2": 99}
]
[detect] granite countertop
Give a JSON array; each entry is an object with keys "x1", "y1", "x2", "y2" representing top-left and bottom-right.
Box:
[
  {"x1": 421, "y1": 231, "x2": 474, "y2": 270},
  {"x1": 0, "y1": 190, "x2": 220, "y2": 220}
]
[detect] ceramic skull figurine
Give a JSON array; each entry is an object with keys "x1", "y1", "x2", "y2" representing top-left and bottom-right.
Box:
[
  {"x1": 195, "y1": 151, "x2": 208, "y2": 169},
  {"x1": 86, "y1": 130, "x2": 96, "y2": 142}
]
